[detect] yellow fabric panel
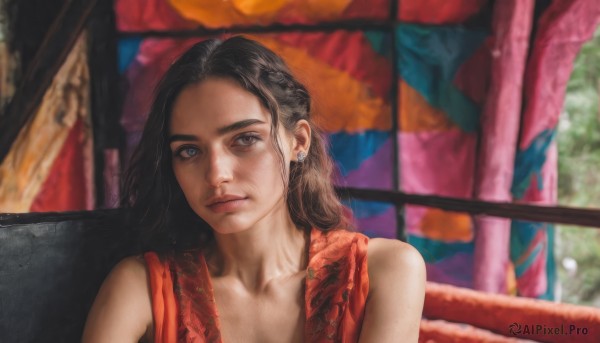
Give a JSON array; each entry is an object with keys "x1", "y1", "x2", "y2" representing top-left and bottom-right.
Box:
[
  {"x1": 419, "y1": 208, "x2": 473, "y2": 242},
  {"x1": 399, "y1": 81, "x2": 456, "y2": 132},
  {"x1": 0, "y1": 36, "x2": 90, "y2": 212},
  {"x1": 253, "y1": 36, "x2": 391, "y2": 132}
]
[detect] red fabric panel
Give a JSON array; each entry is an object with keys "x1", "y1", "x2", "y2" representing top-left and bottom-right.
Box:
[
  {"x1": 472, "y1": 0, "x2": 535, "y2": 294},
  {"x1": 453, "y1": 40, "x2": 492, "y2": 106},
  {"x1": 276, "y1": 0, "x2": 390, "y2": 24},
  {"x1": 274, "y1": 31, "x2": 392, "y2": 99},
  {"x1": 342, "y1": 0, "x2": 390, "y2": 21},
  {"x1": 115, "y1": 0, "x2": 197, "y2": 31},
  {"x1": 398, "y1": 0, "x2": 488, "y2": 24},
  {"x1": 30, "y1": 118, "x2": 90, "y2": 212}
]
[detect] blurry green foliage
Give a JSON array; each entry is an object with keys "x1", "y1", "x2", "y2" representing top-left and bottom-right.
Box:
[{"x1": 556, "y1": 27, "x2": 600, "y2": 307}]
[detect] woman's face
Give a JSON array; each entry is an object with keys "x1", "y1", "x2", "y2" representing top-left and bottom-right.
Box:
[{"x1": 169, "y1": 77, "x2": 294, "y2": 235}]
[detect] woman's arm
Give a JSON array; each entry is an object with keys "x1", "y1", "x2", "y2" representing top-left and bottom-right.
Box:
[
  {"x1": 82, "y1": 256, "x2": 154, "y2": 343},
  {"x1": 359, "y1": 238, "x2": 426, "y2": 343}
]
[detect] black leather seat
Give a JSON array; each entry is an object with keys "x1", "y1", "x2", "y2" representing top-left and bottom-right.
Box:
[{"x1": 0, "y1": 210, "x2": 135, "y2": 343}]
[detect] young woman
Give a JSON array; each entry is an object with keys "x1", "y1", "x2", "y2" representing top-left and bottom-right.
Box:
[{"x1": 82, "y1": 36, "x2": 425, "y2": 343}]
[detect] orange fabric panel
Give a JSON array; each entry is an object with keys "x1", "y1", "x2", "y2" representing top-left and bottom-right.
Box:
[
  {"x1": 144, "y1": 252, "x2": 178, "y2": 343},
  {"x1": 231, "y1": 0, "x2": 289, "y2": 17},
  {"x1": 254, "y1": 36, "x2": 391, "y2": 132},
  {"x1": 274, "y1": 31, "x2": 393, "y2": 100},
  {"x1": 419, "y1": 208, "x2": 473, "y2": 242},
  {"x1": 295, "y1": 0, "x2": 352, "y2": 20},
  {"x1": 168, "y1": 0, "x2": 353, "y2": 27},
  {"x1": 506, "y1": 262, "x2": 517, "y2": 296},
  {"x1": 399, "y1": 81, "x2": 456, "y2": 132},
  {"x1": 168, "y1": 0, "x2": 249, "y2": 28}
]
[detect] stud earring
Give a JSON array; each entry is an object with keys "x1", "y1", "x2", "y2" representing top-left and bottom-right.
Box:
[{"x1": 297, "y1": 151, "x2": 307, "y2": 163}]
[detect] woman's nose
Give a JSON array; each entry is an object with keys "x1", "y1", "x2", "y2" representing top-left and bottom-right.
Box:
[{"x1": 204, "y1": 149, "x2": 233, "y2": 187}]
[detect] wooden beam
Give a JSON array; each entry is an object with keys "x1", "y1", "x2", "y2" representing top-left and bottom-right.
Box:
[
  {"x1": 3, "y1": 187, "x2": 600, "y2": 229},
  {"x1": 0, "y1": 0, "x2": 99, "y2": 164},
  {"x1": 336, "y1": 187, "x2": 600, "y2": 228}
]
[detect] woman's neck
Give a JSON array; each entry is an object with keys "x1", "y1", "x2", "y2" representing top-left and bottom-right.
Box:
[{"x1": 207, "y1": 211, "x2": 309, "y2": 293}]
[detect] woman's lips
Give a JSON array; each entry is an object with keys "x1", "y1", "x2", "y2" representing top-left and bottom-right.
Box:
[{"x1": 207, "y1": 197, "x2": 248, "y2": 213}]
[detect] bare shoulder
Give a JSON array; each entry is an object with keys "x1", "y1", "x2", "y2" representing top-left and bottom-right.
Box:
[
  {"x1": 82, "y1": 255, "x2": 154, "y2": 343},
  {"x1": 106, "y1": 255, "x2": 149, "y2": 283},
  {"x1": 359, "y1": 238, "x2": 426, "y2": 343},
  {"x1": 367, "y1": 237, "x2": 426, "y2": 284}
]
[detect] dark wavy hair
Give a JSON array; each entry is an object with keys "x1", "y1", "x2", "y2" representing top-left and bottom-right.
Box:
[{"x1": 122, "y1": 36, "x2": 351, "y2": 252}]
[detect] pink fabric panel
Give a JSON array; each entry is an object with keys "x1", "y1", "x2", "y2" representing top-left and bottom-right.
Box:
[
  {"x1": 399, "y1": 129, "x2": 476, "y2": 198},
  {"x1": 519, "y1": 0, "x2": 600, "y2": 150},
  {"x1": 473, "y1": 217, "x2": 511, "y2": 294},
  {"x1": 404, "y1": 205, "x2": 428, "y2": 237},
  {"x1": 472, "y1": 0, "x2": 535, "y2": 294},
  {"x1": 512, "y1": 0, "x2": 598, "y2": 298}
]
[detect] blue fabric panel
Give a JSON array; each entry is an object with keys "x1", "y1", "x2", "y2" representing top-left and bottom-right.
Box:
[
  {"x1": 396, "y1": 24, "x2": 488, "y2": 132},
  {"x1": 364, "y1": 30, "x2": 392, "y2": 56},
  {"x1": 118, "y1": 37, "x2": 143, "y2": 73},
  {"x1": 511, "y1": 129, "x2": 556, "y2": 199},
  {"x1": 540, "y1": 225, "x2": 556, "y2": 300},
  {"x1": 342, "y1": 199, "x2": 392, "y2": 219},
  {"x1": 328, "y1": 130, "x2": 390, "y2": 176},
  {"x1": 408, "y1": 234, "x2": 474, "y2": 263}
]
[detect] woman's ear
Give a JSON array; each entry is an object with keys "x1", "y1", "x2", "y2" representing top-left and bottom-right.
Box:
[{"x1": 291, "y1": 120, "x2": 311, "y2": 162}]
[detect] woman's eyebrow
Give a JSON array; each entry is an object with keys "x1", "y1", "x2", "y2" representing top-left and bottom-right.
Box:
[
  {"x1": 216, "y1": 119, "x2": 266, "y2": 135},
  {"x1": 168, "y1": 134, "x2": 198, "y2": 143},
  {"x1": 169, "y1": 119, "x2": 267, "y2": 143}
]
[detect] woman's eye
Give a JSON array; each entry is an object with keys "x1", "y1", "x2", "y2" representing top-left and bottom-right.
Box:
[
  {"x1": 175, "y1": 147, "x2": 199, "y2": 159},
  {"x1": 235, "y1": 134, "x2": 260, "y2": 146}
]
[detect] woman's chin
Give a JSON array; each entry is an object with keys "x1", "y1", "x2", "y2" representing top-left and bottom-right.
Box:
[
  {"x1": 212, "y1": 227, "x2": 249, "y2": 236},
  {"x1": 206, "y1": 219, "x2": 253, "y2": 236}
]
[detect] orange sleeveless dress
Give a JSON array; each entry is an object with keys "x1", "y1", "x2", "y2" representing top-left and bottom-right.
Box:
[{"x1": 144, "y1": 228, "x2": 369, "y2": 343}]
